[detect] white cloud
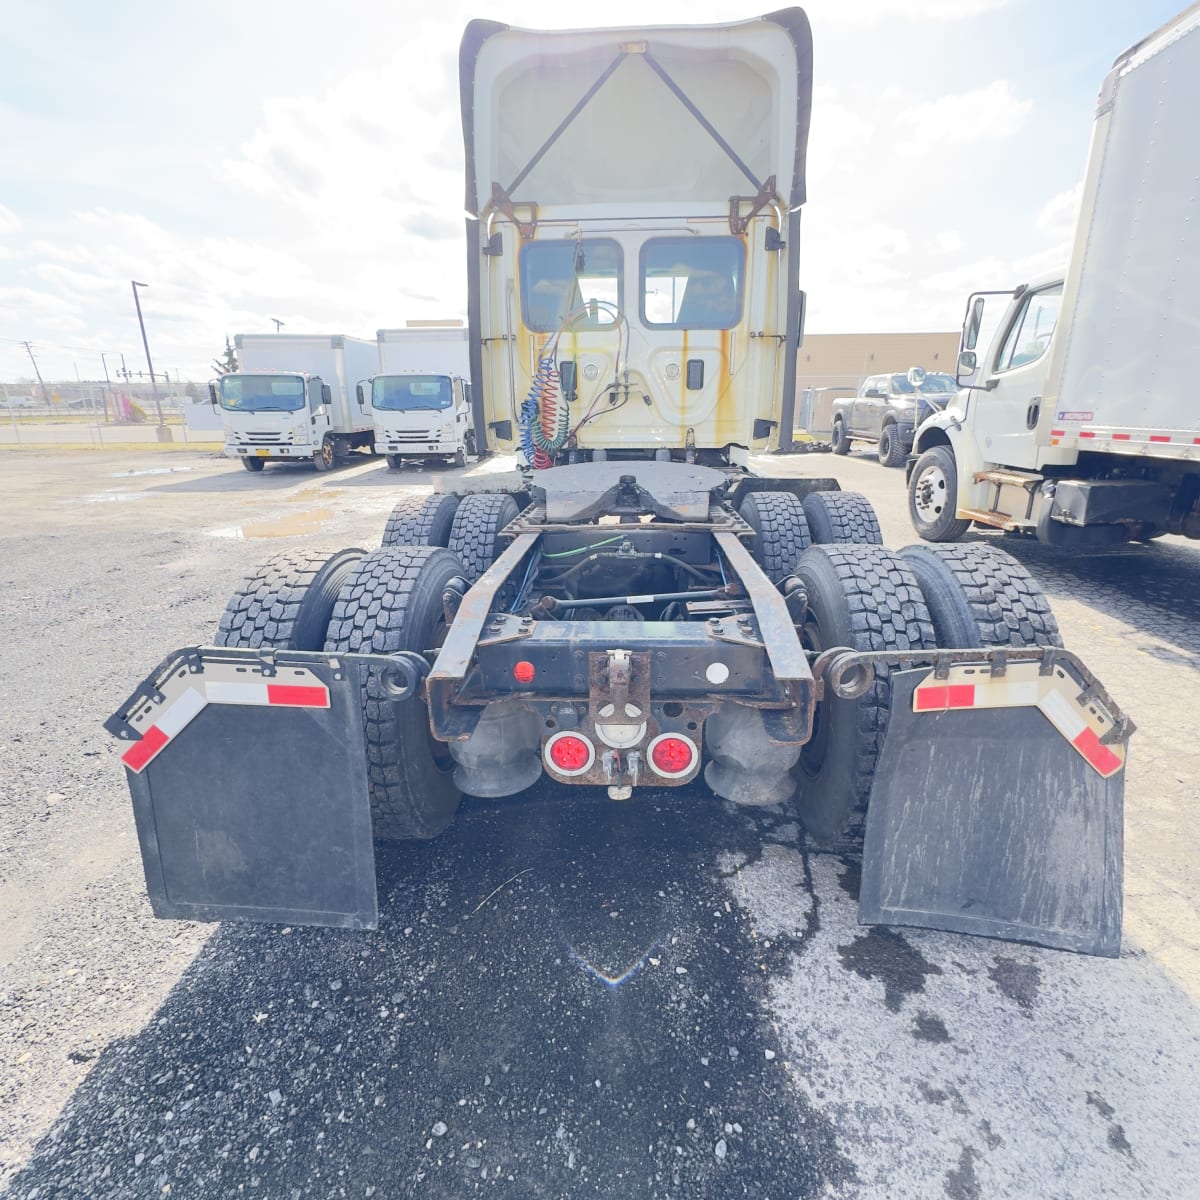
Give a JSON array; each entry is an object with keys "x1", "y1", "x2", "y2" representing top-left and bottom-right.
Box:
[
  {"x1": 896, "y1": 80, "x2": 1033, "y2": 156},
  {"x1": 1036, "y1": 180, "x2": 1083, "y2": 239},
  {"x1": 805, "y1": 0, "x2": 1012, "y2": 21},
  {"x1": 931, "y1": 230, "x2": 965, "y2": 254},
  {"x1": 0, "y1": 204, "x2": 21, "y2": 235}
]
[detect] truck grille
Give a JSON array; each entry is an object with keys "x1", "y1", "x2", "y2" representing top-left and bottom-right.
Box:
[
  {"x1": 388, "y1": 431, "x2": 435, "y2": 443},
  {"x1": 238, "y1": 431, "x2": 288, "y2": 444}
]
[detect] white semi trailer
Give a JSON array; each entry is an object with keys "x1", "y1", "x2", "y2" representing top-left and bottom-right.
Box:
[
  {"x1": 909, "y1": 2, "x2": 1200, "y2": 546},
  {"x1": 214, "y1": 334, "x2": 378, "y2": 472},
  {"x1": 362, "y1": 327, "x2": 474, "y2": 469}
]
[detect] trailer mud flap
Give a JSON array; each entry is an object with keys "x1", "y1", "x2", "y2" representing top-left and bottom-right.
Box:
[
  {"x1": 107, "y1": 648, "x2": 379, "y2": 929},
  {"x1": 860, "y1": 666, "x2": 1126, "y2": 957}
]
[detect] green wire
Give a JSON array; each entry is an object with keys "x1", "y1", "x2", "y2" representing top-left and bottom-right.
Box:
[{"x1": 542, "y1": 534, "x2": 627, "y2": 559}]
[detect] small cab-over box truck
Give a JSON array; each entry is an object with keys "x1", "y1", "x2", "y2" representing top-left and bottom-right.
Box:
[
  {"x1": 111, "y1": 9, "x2": 1131, "y2": 959},
  {"x1": 215, "y1": 333, "x2": 379, "y2": 471},
  {"x1": 909, "y1": 2, "x2": 1200, "y2": 546},
  {"x1": 362, "y1": 326, "x2": 475, "y2": 469}
]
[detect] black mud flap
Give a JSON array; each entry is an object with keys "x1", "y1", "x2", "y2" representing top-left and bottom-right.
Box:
[
  {"x1": 107, "y1": 647, "x2": 383, "y2": 929},
  {"x1": 860, "y1": 666, "x2": 1126, "y2": 957}
]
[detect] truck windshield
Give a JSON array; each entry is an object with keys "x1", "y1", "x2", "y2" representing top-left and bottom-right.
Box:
[
  {"x1": 218, "y1": 374, "x2": 306, "y2": 412},
  {"x1": 519, "y1": 238, "x2": 621, "y2": 332},
  {"x1": 891, "y1": 374, "x2": 957, "y2": 394},
  {"x1": 372, "y1": 375, "x2": 453, "y2": 411},
  {"x1": 641, "y1": 237, "x2": 745, "y2": 329}
]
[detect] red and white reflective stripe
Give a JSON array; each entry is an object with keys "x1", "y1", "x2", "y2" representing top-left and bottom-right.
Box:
[
  {"x1": 913, "y1": 664, "x2": 1125, "y2": 778},
  {"x1": 1049, "y1": 426, "x2": 1199, "y2": 450},
  {"x1": 122, "y1": 676, "x2": 329, "y2": 774}
]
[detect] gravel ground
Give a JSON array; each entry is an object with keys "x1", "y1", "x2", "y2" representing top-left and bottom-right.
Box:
[{"x1": 1, "y1": 447, "x2": 1197, "y2": 1199}]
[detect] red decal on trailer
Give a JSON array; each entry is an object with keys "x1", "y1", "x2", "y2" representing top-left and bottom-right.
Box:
[
  {"x1": 1150, "y1": 435, "x2": 1171, "y2": 444},
  {"x1": 1050, "y1": 429, "x2": 1065, "y2": 437},
  {"x1": 1112, "y1": 433, "x2": 1131, "y2": 441},
  {"x1": 915, "y1": 684, "x2": 976, "y2": 711},
  {"x1": 266, "y1": 684, "x2": 329, "y2": 708},
  {"x1": 1078, "y1": 430, "x2": 1096, "y2": 439},
  {"x1": 123, "y1": 725, "x2": 169, "y2": 772},
  {"x1": 1072, "y1": 726, "x2": 1122, "y2": 777}
]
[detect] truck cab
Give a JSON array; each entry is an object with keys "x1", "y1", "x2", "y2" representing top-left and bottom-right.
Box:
[
  {"x1": 215, "y1": 371, "x2": 337, "y2": 472},
  {"x1": 363, "y1": 373, "x2": 475, "y2": 469}
]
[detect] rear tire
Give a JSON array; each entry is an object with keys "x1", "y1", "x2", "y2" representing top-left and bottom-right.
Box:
[
  {"x1": 738, "y1": 491, "x2": 812, "y2": 583},
  {"x1": 830, "y1": 417, "x2": 850, "y2": 456},
  {"x1": 909, "y1": 445, "x2": 970, "y2": 542},
  {"x1": 382, "y1": 493, "x2": 461, "y2": 548},
  {"x1": 878, "y1": 424, "x2": 906, "y2": 468},
  {"x1": 454, "y1": 447, "x2": 467, "y2": 468},
  {"x1": 241, "y1": 457, "x2": 265, "y2": 473},
  {"x1": 791, "y1": 545, "x2": 936, "y2": 846},
  {"x1": 215, "y1": 548, "x2": 366, "y2": 650},
  {"x1": 899, "y1": 543, "x2": 1063, "y2": 648},
  {"x1": 447, "y1": 493, "x2": 520, "y2": 582},
  {"x1": 324, "y1": 546, "x2": 465, "y2": 841},
  {"x1": 385, "y1": 453, "x2": 404, "y2": 470},
  {"x1": 802, "y1": 491, "x2": 883, "y2": 545}
]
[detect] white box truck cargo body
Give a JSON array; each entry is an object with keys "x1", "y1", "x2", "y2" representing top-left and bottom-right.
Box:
[
  {"x1": 367, "y1": 328, "x2": 475, "y2": 468},
  {"x1": 217, "y1": 334, "x2": 378, "y2": 472},
  {"x1": 910, "y1": 2, "x2": 1200, "y2": 545}
]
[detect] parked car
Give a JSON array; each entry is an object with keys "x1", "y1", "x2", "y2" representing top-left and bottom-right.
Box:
[{"x1": 830, "y1": 368, "x2": 958, "y2": 466}]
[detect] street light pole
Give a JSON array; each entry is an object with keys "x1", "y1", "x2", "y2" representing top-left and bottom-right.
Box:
[{"x1": 131, "y1": 280, "x2": 166, "y2": 432}]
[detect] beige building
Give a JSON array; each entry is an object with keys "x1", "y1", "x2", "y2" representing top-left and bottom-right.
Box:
[{"x1": 796, "y1": 331, "x2": 960, "y2": 394}]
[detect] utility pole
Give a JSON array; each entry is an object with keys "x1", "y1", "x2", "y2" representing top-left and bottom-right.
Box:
[
  {"x1": 100, "y1": 352, "x2": 114, "y2": 422},
  {"x1": 22, "y1": 341, "x2": 51, "y2": 408},
  {"x1": 271, "y1": 318, "x2": 285, "y2": 333},
  {"x1": 131, "y1": 280, "x2": 167, "y2": 434}
]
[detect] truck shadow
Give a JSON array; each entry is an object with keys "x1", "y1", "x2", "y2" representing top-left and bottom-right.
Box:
[
  {"x1": 7, "y1": 786, "x2": 850, "y2": 1199},
  {"x1": 144, "y1": 460, "x2": 392, "y2": 495}
]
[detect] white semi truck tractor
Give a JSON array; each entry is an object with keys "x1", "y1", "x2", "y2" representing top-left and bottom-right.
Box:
[
  {"x1": 909, "y1": 2, "x2": 1200, "y2": 547},
  {"x1": 361, "y1": 326, "x2": 475, "y2": 469},
  {"x1": 110, "y1": 9, "x2": 1132, "y2": 959},
  {"x1": 214, "y1": 333, "x2": 379, "y2": 472}
]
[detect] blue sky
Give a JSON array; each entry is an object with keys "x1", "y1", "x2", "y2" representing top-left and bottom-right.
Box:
[{"x1": 0, "y1": 0, "x2": 1185, "y2": 383}]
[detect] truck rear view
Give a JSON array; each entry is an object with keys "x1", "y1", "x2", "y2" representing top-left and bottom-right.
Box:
[{"x1": 109, "y1": 9, "x2": 1131, "y2": 962}]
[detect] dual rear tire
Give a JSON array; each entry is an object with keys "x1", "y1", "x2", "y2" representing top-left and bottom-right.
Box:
[{"x1": 790, "y1": 540, "x2": 1062, "y2": 846}]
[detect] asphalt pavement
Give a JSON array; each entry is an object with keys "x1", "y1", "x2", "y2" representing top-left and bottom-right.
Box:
[{"x1": 1, "y1": 446, "x2": 1197, "y2": 1199}]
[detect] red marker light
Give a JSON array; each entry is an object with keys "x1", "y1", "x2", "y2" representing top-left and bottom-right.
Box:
[
  {"x1": 649, "y1": 735, "x2": 696, "y2": 777},
  {"x1": 513, "y1": 660, "x2": 536, "y2": 685},
  {"x1": 547, "y1": 733, "x2": 593, "y2": 774}
]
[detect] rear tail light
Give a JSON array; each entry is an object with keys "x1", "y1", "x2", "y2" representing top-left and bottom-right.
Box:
[
  {"x1": 545, "y1": 731, "x2": 595, "y2": 777},
  {"x1": 648, "y1": 733, "x2": 699, "y2": 778}
]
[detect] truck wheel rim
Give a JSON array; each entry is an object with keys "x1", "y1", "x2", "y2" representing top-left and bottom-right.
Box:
[
  {"x1": 914, "y1": 464, "x2": 948, "y2": 520},
  {"x1": 320, "y1": 442, "x2": 333, "y2": 467}
]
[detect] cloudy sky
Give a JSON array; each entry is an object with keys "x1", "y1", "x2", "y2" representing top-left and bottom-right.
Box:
[{"x1": 0, "y1": 0, "x2": 1183, "y2": 384}]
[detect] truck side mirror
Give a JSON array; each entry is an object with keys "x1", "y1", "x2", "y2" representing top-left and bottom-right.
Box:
[
  {"x1": 208, "y1": 382, "x2": 218, "y2": 407},
  {"x1": 356, "y1": 383, "x2": 365, "y2": 406},
  {"x1": 322, "y1": 384, "x2": 332, "y2": 406},
  {"x1": 956, "y1": 350, "x2": 979, "y2": 387}
]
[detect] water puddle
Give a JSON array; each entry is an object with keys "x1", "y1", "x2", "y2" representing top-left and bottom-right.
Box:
[
  {"x1": 208, "y1": 507, "x2": 334, "y2": 539},
  {"x1": 110, "y1": 467, "x2": 194, "y2": 477}
]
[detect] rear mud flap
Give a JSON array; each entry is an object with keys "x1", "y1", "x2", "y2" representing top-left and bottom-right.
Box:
[
  {"x1": 107, "y1": 648, "x2": 381, "y2": 929},
  {"x1": 860, "y1": 667, "x2": 1126, "y2": 957}
]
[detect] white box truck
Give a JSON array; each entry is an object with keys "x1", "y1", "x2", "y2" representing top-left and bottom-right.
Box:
[
  {"x1": 909, "y1": 2, "x2": 1200, "y2": 546},
  {"x1": 213, "y1": 334, "x2": 378, "y2": 472},
  {"x1": 363, "y1": 327, "x2": 474, "y2": 469}
]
